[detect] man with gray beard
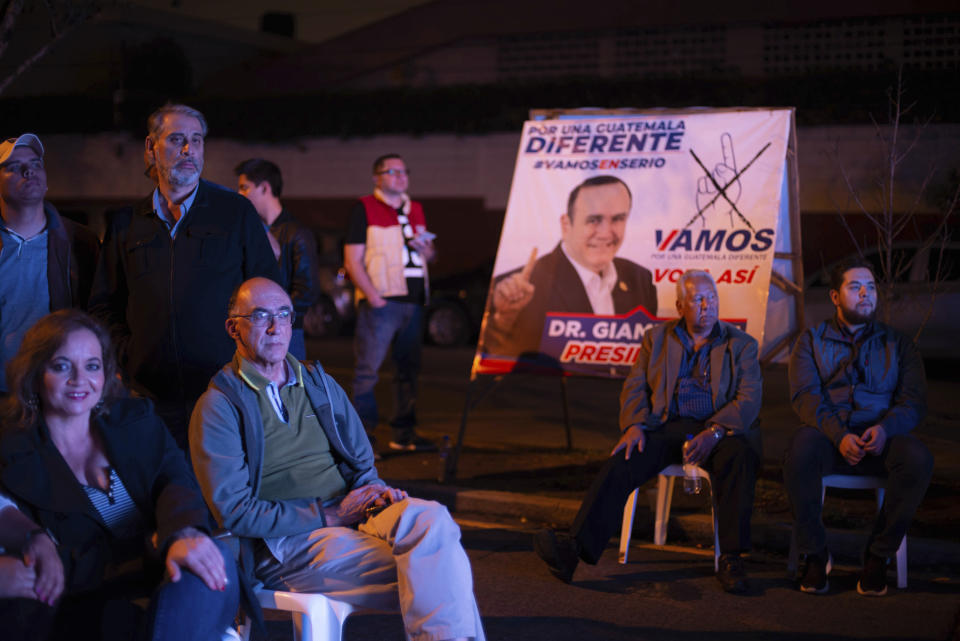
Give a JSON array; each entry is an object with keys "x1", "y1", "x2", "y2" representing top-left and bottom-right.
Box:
[{"x1": 89, "y1": 103, "x2": 280, "y2": 450}]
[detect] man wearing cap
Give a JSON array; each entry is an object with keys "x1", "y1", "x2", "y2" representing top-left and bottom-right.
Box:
[
  {"x1": 88, "y1": 104, "x2": 279, "y2": 450},
  {"x1": 0, "y1": 134, "x2": 99, "y2": 393}
]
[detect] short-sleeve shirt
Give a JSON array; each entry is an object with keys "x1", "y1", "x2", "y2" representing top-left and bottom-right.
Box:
[{"x1": 346, "y1": 201, "x2": 425, "y2": 304}]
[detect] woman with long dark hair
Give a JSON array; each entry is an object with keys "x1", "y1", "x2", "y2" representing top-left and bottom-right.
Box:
[{"x1": 0, "y1": 309, "x2": 239, "y2": 641}]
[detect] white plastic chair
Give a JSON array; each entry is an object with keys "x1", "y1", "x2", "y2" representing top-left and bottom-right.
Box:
[
  {"x1": 619, "y1": 464, "x2": 720, "y2": 571},
  {"x1": 238, "y1": 588, "x2": 358, "y2": 641},
  {"x1": 787, "y1": 474, "x2": 908, "y2": 589}
]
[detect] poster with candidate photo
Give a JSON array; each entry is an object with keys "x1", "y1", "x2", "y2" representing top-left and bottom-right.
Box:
[{"x1": 474, "y1": 108, "x2": 794, "y2": 378}]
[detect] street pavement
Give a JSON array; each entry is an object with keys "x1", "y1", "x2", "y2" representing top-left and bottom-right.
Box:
[
  {"x1": 255, "y1": 515, "x2": 960, "y2": 641},
  {"x1": 264, "y1": 336, "x2": 960, "y2": 641}
]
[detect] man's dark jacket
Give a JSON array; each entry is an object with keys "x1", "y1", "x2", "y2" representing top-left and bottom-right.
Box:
[
  {"x1": 483, "y1": 243, "x2": 658, "y2": 357},
  {"x1": 0, "y1": 398, "x2": 214, "y2": 594},
  {"x1": 45, "y1": 203, "x2": 100, "y2": 310},
  {"x1": 789, "y1": 317, "x2": 927, "y2": 448},
  {"x1": 0, "y1": 203, "x2": 99, "y2": 311},
  {"x1": 271, "y1": 209, "x2": 320, "y2": 329},
  {"x1": 619, "y1": 318, "x2": 763, "y2": 456},
  {"x1": 88, "y1": 180, "x2": 280, "y2": 404}
]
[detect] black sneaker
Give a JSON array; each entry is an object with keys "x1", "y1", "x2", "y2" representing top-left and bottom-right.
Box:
[
  {"x1": 717, "y1": 553, "x2": 749, "y2": 593},
  {"x1": 388, "y1": 435, "x2": 437, "y2": 452},
  {"x1": 533, "y1": 529, "x2": 580, "y2": 584},
  {"x1": 799, "y1": 550, "x2": 832, "y2": 594},
  {"x1": 857, "y1": 553, "x2": 889, "y2": 596}
]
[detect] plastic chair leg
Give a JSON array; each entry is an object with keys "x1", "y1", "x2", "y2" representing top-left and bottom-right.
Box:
[
  {"x1": 654, "y1": 474, "x2": 674, "y2": 546},
  {"x1": 619, "y1": 488, "x2": 640, "y2": 564}
]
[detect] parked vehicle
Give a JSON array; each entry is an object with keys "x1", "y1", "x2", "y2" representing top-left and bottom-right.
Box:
[
  {"x1": 303, "y1": 267, "x2": 355, "y2": 338},
  {"x1": 803, "y1": 242, "x2": 960, "y2": 358},
  {"x1": 304, "y1": 260, "x2": 492, "y2": 348},
  {"x1": 424, "y1": 263, "x2": 493, "y2": 347}
]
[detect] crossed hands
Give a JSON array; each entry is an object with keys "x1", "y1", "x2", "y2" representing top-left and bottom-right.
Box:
[
  {"x1": 838, "y1": 425, "x2": 887, "y2": 466},
  {"x1": 0, "y1": 531, "x2": 63, "y2": 605},
  {"x1": 165, "y1": 527, "x2": 229, "y2": 592},
  {"x1": 325, "y1": 484, "x2": 409, "y2": 527},
  {"x1": 492, "y1": 248, "x2": 538, "y2": 328}
]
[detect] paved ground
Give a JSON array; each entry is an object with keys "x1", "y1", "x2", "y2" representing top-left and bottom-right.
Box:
[
  {"x1": 256, "y1": 336, "x2": 960, "y2": 641},
  {"x1": 308, "y1": 338, "x2": 960, "y2": 546},
  {"x1": 253, "y1": 515, "x2": 960, "y2": 641}
]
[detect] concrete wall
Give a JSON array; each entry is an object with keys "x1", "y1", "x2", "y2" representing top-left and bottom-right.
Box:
[
  {"x1": 44, "y1": 131, "x2": 521, "y2": 208},
  {"x1": 44, "y1": 124, "x2": 959, "y2": 215}
]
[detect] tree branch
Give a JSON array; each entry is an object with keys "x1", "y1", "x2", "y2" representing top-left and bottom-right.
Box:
[
  {"x1": 0, "y1": 0, "x2": 26, "y2": 62},
  {"x1": 0, "y1": 18, "x2": 78, "y2": 95}
]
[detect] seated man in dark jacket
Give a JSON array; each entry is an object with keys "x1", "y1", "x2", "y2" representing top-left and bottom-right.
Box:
[
  {"x1": 534, "y1": 269, "x2": 762, "y2": 593},
  {"x1": 190, "y1": 277, "x2": 485, "y2": 641},
  {"x1": 785, "y1": 258, "x2": 932, "y2": 596}
]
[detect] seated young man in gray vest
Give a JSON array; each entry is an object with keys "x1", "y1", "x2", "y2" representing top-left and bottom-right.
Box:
[{"x1": 189, "y1": 277, "x2": 485, "y2": 641}]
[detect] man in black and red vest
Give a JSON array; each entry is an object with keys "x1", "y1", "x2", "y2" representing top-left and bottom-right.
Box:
[{"x1": 344, "y1": 154, "x2": 437, "y2": 454}]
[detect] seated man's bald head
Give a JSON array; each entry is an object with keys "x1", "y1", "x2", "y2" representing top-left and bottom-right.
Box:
[
  {"x1": 226, "y1": 277, "x2": 294, "y2": 372},
  {"x1": 229, "y1": 277, "x2": 290, "y2": 316}
]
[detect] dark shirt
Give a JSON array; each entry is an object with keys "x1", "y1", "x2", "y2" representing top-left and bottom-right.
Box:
[{"x1": 670, "y1": 322, "x2": 722, "y2": 421}]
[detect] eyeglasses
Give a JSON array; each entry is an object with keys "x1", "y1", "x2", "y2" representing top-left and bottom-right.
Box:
[
  {"x1": 231, "y1": 309, "x2": 295, "y2": 327},
  {"x1": 376, "y1": 169, "x2": 409, "y2": 176}
]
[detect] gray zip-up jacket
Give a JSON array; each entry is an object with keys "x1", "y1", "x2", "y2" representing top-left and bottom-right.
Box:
[
  {"x1": 189, "y1": 358, "x2": 382, "y2": 540},
  {"x1": 789, "y1": 317, "x2": 927, "y2": 448}
]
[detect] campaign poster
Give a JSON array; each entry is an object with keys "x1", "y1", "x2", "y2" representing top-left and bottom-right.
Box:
[{"x1": 474, "y1": 109, "x2": 793, "y2": 378}]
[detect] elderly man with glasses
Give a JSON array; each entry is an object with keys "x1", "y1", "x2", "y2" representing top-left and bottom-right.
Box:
[{"x1": 189, "y1": 277, "x2": 486, "y2": 641}]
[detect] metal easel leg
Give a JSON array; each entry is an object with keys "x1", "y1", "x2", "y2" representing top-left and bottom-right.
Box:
[{"x1": 560, "y1": 376, "x2": 573, "y2": 450}]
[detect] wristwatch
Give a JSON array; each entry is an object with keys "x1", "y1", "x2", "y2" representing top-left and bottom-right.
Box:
[{"x1": 710, "y1": 424, "x2": 724, "y2": 441}]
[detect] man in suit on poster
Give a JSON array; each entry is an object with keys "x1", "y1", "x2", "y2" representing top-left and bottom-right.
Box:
[{"x1": 482, "y1": 175, "x2": 657, "y2": 358}]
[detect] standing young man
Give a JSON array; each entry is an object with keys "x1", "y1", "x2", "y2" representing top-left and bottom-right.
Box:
[
  {"x1": 0, "y1": 134, "x2": 98, "y2": 393},
  {"x1": 344, "y1": 154, "x2": 436, "y2": 453},
  {"x1": 236, "y1": 158, "x2": 320, "y2": 360}
]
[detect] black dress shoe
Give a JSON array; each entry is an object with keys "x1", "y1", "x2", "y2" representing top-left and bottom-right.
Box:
[
  {"x1": 533, "y1": 529, "x2": 580, "y2": 584},
  {"x1": 717, "y1": 553, "x2": 749, "y2": 593}
]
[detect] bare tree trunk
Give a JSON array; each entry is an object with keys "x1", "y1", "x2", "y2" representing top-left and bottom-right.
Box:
[{"x1": 827, "y1": 66, "x2": 956, "y2": 337}]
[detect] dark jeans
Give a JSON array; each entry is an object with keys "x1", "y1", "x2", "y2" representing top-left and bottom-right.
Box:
[
  {"x1": 0, "y1": 596, "x2": 54, "y2": 641},
  {"x1": 351, "y1": 300, "x2": 423, "y2": 440},
  {"x1": 571, "y1": 418, "x2": 760, "y2": 564},
  {"x1": 783, "y1": 425, "x2": 933, "y2": 559},
  {"x1": 289, "y1": 328, "x2": 307, "y2": 361},
  {"x1": 142, "y1": 539, "x2": 240, "y2": 641},
  {"x1": 2, "y1": 541, "x2": 240, "y2": 641}
]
